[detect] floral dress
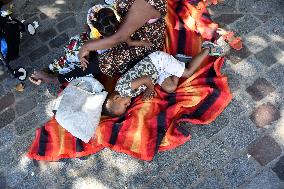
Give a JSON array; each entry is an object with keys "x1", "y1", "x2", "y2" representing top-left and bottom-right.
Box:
[{"x1": 98, "y1": 0, "x2": 167, "y2": 77}]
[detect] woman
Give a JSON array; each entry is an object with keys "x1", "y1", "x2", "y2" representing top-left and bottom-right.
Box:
[{"x1": 79, "y1": 0, "x2": 167, "y2": 76}]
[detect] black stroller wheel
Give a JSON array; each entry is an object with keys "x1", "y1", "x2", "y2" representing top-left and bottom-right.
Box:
[{"x1": 13, "y1": 67, "x2": 27, "y2": 81}]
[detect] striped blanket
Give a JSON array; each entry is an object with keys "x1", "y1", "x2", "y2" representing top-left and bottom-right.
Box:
[{"x1": 27, "y1": 0, "x2": 232, "y2": 161}]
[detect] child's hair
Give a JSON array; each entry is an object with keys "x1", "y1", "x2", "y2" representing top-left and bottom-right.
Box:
[
  {"x1": 101, "y1": 93, "x2": 118, "y2": 117},
  {"x1": 92, "y1": 8, "x2": 119, "y2": 37}
]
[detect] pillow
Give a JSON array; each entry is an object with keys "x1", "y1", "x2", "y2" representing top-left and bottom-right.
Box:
[{"x1": 55, "y1": 77, "x2": 108, "y2": 143}]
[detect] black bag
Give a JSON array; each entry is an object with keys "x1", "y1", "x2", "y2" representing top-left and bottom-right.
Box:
[{"x1": 0, "y1": 15, "x2": 25, "y2": 61}]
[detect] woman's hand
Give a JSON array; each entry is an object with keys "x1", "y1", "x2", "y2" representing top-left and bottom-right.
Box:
[{"x1": 78, "y1": 44, "x2": 90, "y2": 70}]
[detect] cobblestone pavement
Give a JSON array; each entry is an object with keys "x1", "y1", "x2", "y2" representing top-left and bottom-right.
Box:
[{"x1": 0, "y1": 0, "x2": 284, "y2": 188}]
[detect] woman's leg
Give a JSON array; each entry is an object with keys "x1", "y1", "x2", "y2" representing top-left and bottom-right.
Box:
[
  {"x1": 58, "y1": 53, "x2": 102, "y2": 83},
  {"x1": 29, "y1": 53, "x2": 102, "y2": 84}
]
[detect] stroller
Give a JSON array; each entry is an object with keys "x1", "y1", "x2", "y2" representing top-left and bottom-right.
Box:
[{"x1": 0, "y1": 9, "x2": 28, "y2": 81}]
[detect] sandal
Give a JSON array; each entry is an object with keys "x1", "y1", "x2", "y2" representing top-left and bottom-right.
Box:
[
  {"x1": 217, "y1": 29, "x2": 243, "y2": 50},
  {"x1": 202, "y1": 41, "x2": 224, "y2": 56}
]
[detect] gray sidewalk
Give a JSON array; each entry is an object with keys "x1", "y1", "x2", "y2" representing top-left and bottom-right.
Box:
[{"x1": 0, "y1": 0, "x2": 284, "y2": 188}]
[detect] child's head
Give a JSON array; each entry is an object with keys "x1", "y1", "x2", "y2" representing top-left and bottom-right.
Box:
[
  {"x1": 102, "y1": 92, "x2": 131, "y2": 117},
  {"x1": 92, "y1": 8, "x2": 119, "y2": 37}
]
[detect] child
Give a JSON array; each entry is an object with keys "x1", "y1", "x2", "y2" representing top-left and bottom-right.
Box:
[
  {"x1": 102, "y1": 42, "x2": 223, "y2": 116},
  {"x1": 29, "y1": 6, "x2": 152, "y2": 85}
]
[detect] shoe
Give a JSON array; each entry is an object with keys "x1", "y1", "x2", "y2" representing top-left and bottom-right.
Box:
[{"x1": 202, "y1": 41, "x2": 224, "y2": 56}]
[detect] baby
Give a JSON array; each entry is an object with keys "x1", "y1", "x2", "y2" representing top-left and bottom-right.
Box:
[{"x1": 102, "y1": 42, "x2": 223, "y2": 116}]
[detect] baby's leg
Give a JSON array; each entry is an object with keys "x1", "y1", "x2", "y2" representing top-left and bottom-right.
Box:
[
  {"x1": 161, "y1": 76, "x2": 179, "y2": 93},
  {"x1": 182, "y1": 48, "x2": 210, "y2": 78}
]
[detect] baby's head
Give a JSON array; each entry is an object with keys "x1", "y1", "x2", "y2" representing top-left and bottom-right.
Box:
[
  {"x1": 102, "y1": 92, "x2": 131, "y2": 117},
  {"x1": 92, "y1": 8, "x2": 119, "y2": 37}
]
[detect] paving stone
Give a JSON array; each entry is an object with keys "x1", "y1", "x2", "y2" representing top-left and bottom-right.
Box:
[
  {"x1": 164, "y1": 158, "x2": 201, "y2": 188},
  {"x1": 221, "y1": 98, "x2": 247, "y2": 121},
  {"x1": 69, "y1": 0, "x2": 85, "y2": 11},
  {"x1": 0, "y1": 108, "x2": 15, "y2": 129},
  {"x1": 38, "y1": 28, "x2": 57, "y2": 42},
  {"x1": 275, "y1": 41, "x2": 284, "y2": 51},
  {"x1": 223, "y1": 117, "x2": 258, "y2": 151},
  {"x1": 0, "y1": 125, "x2": 16, "y2": 147},
  {"x1": 5, "y1": 172, "x2": 27, "y2": 188},
  {"x1": 39, "y1": 12, "x2": 48, "y2": 20},
  {"x1": 19, "y1": 37, "x2": 42, "y2": 57},
  {"x1": 214, "y1": 14, "x2": 244, "y2": 27},
  {"x1": 0, "y1": 70, "x2": 8, "y2": 82},
  {"x1": 262, "y1": 16, "x2": 284, "y2": 42},
  {"x1": 239, "y1": 0, "x2": 284, "y2": 14},
  {"x1": 248, "y1": 135, "x2": 282, "y2": 166},
  {"x1": 250, "y1": 103, "x2": 280, "y2": 128},
  {"x1": 55, "y1": 13, "x2": 74, "y2": 22},
  {"x1": 0, "y1": 85, "x2": 5, "y2": 97},
  {"x1": 28, "y1": 45, "x2": 50, "y2": 62},
  {"x1": 244, "y1": 169, "x2": 284, "y2": 189},
  {"x1": 23, "y1": 13, "x2": 37, "y2": 20},
  {"x1": 195, "y1": 174, "x2": 224, "y2": 189},
  {"x1": 244, "y1": 31, "x2": 271, "y2": 53},
  {"x1": 15, "y1": 95, "x2": 37, "y2": 116},
  {"x1": 14, "y1": 112, "x2": 40, "y2": 136},
  {"x1": 222, "y1": 155, "x2": 258, "y2": 188},
  {"x1": 12, "y1": 132, "x2": 35, "y2": 157},
  {"x1": 31, "y1": 49, "x2": 64, "y2": 71},
  {"x1": 0, "y1": 172, "x2": 6, "y2": 189},
  {"x1": 10, "y1": 55, "x2": 33, "y2": 68},
  {"x1": 49, "y1": 33, "x2": 69, "y2": 48},
  {"x1": 223, "y1": 70, "x2": 244, "y2": 93},
  {"x1": 12, "y1": 79, "x2": 41, "y2": 100},
  {"x1": 272, "y1": 156, "x2": 284, "y2": 181},
  {"x1": 0, "y1": 92, "x2": 15, "y2": 112},
  {"x1": 231, "y1": 56, "x2": 264, "y2": 79},
  {"x1": 227, "y1": 45, "x2": 252, "y2": 64},
  {"x1": 267, "y1": 64, "x2": 284, "y2": 87},
  {"x1": 208, "y1": 0, "x2": 237, "y2": 14},
  {"x1": 16, "y1": 174, "x2": 43, "y2": 189},
  {"x1": 145, "y1": 178, "x2": 170, "y2": 189},
  {"x1": 56, "y1": 17, "x2": 76, "y2": 32},
  {"x1": 0, "y1": 147, "x2": 16, "y2": 169},
  {"x1": 254, "y1": 15, "x2": 272, "y2": 23},
  {"x1": 255, "y1": 46, "x2": 283, "y2": 67},
  {"x1": 188, "y1": 113, "x2": 229, "y2": 139},
  {"x1": 197, "y1": 140, "x2": 232, "y2": 171},
  {"x1": 246, "y1": 78, "x2": 276, "y2": 101},
  {"x1": 231, "y1": 15, "x2": 261, "y2": 36}
]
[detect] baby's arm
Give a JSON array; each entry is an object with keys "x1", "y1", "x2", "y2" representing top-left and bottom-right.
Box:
[
  {"x1": 126, "y1": 38, "x2": 153, "y2": 48},
  {"x1": 130, "y1": 76, "x2": 155, "y2": 100}
]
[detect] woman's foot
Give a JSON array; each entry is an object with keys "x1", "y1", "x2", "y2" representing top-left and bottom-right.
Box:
[{"x1": 29, "y1": 70, "x2": 58, "y2": 85}]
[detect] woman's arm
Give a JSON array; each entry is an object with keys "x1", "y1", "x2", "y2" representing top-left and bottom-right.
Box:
[
  {"x1": 79, "y1": 0, "x2": 161, "y2": 67},
  {"x1": 126, "y1": 38, "x2": 153, "y2": 48}
]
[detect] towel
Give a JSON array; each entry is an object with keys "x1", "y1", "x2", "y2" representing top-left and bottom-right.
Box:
[{"x1": 55, "y1": 77, "x2": 108, "y2": 143}]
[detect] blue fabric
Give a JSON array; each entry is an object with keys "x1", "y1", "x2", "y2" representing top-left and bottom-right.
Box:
[{"x1": 0, "y1": 37, "x2": 7, "y2": 58}]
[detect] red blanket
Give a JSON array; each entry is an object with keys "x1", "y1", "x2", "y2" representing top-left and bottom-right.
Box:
[{"x1": 27, "y1": 0, "x2": 232, "y2": 161}]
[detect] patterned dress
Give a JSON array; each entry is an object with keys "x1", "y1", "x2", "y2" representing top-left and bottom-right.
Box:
[{"x1": 98, "y1": 0, "x2": 167, "y2": 76}]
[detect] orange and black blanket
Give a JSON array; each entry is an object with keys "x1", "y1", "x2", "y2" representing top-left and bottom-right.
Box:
[{"x1": 27, "y1": 0, "x2": 232, "y2": 161}]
